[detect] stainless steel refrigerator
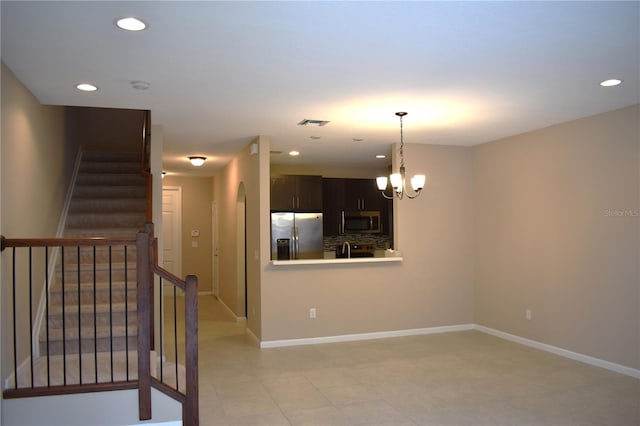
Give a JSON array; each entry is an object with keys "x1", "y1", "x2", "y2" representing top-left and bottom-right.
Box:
[{"x1": 271, "y1": 212, "x2": 323, "y2": 260}]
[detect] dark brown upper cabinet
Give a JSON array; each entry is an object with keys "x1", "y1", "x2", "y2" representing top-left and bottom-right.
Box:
[{"x1": 270, "y1": 175, "x2": 323, "y2": 212}]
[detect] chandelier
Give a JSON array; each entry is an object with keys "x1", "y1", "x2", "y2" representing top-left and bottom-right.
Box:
[{"x1": 376, "y1": 112, "x2": 426, "y2": 200}]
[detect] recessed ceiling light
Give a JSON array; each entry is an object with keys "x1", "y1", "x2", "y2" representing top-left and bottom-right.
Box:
[
  {"x1": 310, "y1": 136, "x2": 321, "y2": 140},
  {"x1": 115, "y1": 17, "x2": 148, "y2": 31},
  {"x1": 188, "y1": 156, "x2": 206, "y2": 166},
  {"x1": 353, "y1": 138, "x2": 364, "y2": 142},
  {"x1": 600, "y1": 78, "x2": 623, "y2": 87},
  {"x1": 289, "y1": 151, "x2": 300, "y2": 157},
  {"x1": 375, "y1": 154, "x2": 386, "y2": 159},
  {"x1": 75, "y1": 83, "x2": 98, "y2": 92}
]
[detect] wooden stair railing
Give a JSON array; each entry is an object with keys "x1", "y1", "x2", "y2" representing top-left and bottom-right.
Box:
[{"x1": 1, "y1": 227, "x2": 199, "y2": 425}]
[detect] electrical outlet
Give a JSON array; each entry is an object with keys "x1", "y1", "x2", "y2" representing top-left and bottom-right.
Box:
[
  {"x1": 309, "y1": 308, "x2": 317, "y2": 319},
  {"x1": 525, "y1": 309, "x2": 532, "y2": 321}
]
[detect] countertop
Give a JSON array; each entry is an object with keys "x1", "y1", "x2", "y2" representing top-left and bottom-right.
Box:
[{"x1": 270, "y1": 252, "x2": 403, "y2": 266}]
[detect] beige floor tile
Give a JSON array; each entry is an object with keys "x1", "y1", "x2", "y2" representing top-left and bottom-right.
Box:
[
  {"x1": 338, "y1": 399, "x2": 416, "y2": 425},
  {"x1": 218, "y1": 411, "x2": 292, "y2": 426},
  {"x1": 220, "y1": 395, "x2": 281, "y2": 419},
  {"x1": 285, "y1": 405, "x2": 353, "y2": 426},
  {"x1": 303, "y1": 367, "x2": 360, "y2": 389},
  {"x1": 215, "y1": 381, "x2": 271, "y2": 401},
  {"x1": 194, "y1": 296, "x2": 640, "y2": 426},
  {"x1": 270, "y1": 387, "x2": 332, "y2": 413},
  {"x1": 319, "y1": 383, "x2": 381, "y2": 406}
]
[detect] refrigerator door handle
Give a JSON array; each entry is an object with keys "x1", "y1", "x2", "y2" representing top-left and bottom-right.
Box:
[{"x1": 292, "y1": 226, "x2": 298, "y2": 259}]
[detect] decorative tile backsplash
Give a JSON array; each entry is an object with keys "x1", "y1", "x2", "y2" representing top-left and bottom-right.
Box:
[{"x1": 323, "y1": 234, "x2": 392, "y2": 252}]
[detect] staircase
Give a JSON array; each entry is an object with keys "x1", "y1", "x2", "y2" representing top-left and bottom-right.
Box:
[
  {"x1": 4, "y1": 147, "x2": 196, "y2": 424},
  {"x1": 38, "y1": 151, "x2": 147, "y2": 371}
]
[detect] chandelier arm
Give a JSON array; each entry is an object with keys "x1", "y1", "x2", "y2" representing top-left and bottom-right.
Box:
[
  {"x1": 404, "y1": 190, "x2": 421, "y2": 199},
  {"x1": 379, "y1": 190, "x2": 395, "y2": 200}
]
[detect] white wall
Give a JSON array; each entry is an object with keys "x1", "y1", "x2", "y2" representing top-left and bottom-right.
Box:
[
  {"x1": 2, "y1": 388, "x2": 181, "y2": 426},
  {"x1": 213, "y1": 137, "x2": 267, "y2": 338}
]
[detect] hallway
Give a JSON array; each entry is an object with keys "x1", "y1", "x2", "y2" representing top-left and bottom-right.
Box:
[{"x1": 196, "y1": 296, "x2": 639, "y2": 426}]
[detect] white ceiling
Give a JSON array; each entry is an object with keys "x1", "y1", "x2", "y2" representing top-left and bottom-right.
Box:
[{"x1": 2, "y1": 1, "x2": 639, "y2": 176}]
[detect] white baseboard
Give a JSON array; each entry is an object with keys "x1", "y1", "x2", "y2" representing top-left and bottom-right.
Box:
[
  {"x1": 257, "y1": 323, "x2": 640, "y2": 379},
  {"x1": 474, "y1": 325, "x2": 640, "y2": 379},
  {"x1": 259, "y1": 324, "x2": 475, "y2": 348}
]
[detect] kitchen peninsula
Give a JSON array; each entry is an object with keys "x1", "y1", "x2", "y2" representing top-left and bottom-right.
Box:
[{"x1": 271, "y1": 255, "x2": 402, "y2": 266}]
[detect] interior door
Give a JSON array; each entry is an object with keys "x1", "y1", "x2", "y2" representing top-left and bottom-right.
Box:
[{"x1": 162, "y1": 186, "x2": 182, "y2": 278}]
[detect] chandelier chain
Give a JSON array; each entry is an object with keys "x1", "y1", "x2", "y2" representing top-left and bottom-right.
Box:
[{"x1": 399, "y1": 114, "x2": 405, "y2": 170}]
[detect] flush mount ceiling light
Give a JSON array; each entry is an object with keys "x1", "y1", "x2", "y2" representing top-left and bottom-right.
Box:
[
  {"x1": 376, "y1": 112, "x2": 426, "y2": 200},
  {"x1": 115, "y1": 17, "x2": 148, "y2": 31},
  {"x1": 188, "y1": 156, "x2": 206, "y2": 166},
  {"x1": 600, "y1": 78, "x2": 623, "y2": 87},
  {"x1": 289, "y1": 151, "x2": 300, "y2": 157},
  {"x1": 75, "y1": 83, "x2": 98, "y2": 92},
  {"x1": 130, "y1": 80, "x2": 150, "y2": 90},
  {"x1": 297, "y1": 119, "x2": 330, "y2": 126},
  {"x1": 375, "y1": 154, "x2": 386, "y2": 159}
]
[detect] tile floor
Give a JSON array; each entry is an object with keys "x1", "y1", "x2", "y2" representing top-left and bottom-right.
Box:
[{"x1": 196, "y1": 295, "x2": 639, "y2": 425}]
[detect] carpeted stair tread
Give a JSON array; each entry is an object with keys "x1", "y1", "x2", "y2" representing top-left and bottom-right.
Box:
[
  {"x1": 43, "y1": 324, "x2": 137, "y2": 340},
  {"x1": 72, "y1": 185, "x2": 147, "y2": 198},
  {"x1": 41, "y1": 150, "x2": 148, "y2": 360},
  {"x1": 69, "y1": 198, "x2": 147, "y2": 213},
  {"x1": 65, "y1": 212, "x2": 146, "y2": 228},
  {"x1": 76, "y1": 173, "x2": 146, "y2": 186},
  {"x1": 63, "y1": 227, "x2": 144, "y2": 238}
]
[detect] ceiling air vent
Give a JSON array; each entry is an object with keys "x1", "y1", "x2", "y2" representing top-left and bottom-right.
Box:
[{"x1": 298, "y1": 119, "x2": 330, "y2": 126}]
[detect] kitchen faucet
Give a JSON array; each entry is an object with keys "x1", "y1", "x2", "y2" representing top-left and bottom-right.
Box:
[{"x1": 342, "y1": 241, "x2": 351, "y2": 258}]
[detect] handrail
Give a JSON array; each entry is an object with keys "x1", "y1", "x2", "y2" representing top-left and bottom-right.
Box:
[
  {"x1": 1, "y1": 236, "x2": 137, "y2": 249},
  {"x1": 137, "y1": 225, "x2": 199, "y2": 425}
]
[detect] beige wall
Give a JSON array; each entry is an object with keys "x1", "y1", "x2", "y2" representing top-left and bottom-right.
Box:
[
  {"x1": 162, "y1": 176, "x2": 214, "y2": 293},
  {"x1": 473, "y1": 105, "x2": 640, "y2": 370},
  {"x1": 213, "y1": 138, "x2": 266, "y2": 337},
  {"x1": 1, "y1": 63, "x2": 80, "y2": 380},
  {"x1": 66, "y1": 106, "x2": 145, "y2": 153},
  {"x1": 260, "y1": 143, "x2": 475, "y2": 341}
]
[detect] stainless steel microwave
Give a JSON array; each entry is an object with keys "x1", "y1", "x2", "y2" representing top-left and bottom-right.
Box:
[{"x1": 341, "y1": 211, "x2": 381, "y2": 234}]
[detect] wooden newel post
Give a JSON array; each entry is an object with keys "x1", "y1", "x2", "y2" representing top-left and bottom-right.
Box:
[
  {"x1": 184, "y1": 274, "x2": 199, "y2": 425},
  {"x1": 136, "y1": 230, "x2": 152, "y2": 421}
]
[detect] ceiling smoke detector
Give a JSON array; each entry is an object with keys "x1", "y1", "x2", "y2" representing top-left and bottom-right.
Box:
[{"x1": 297, "y1": 119, "x2": 330, "y2": 126}]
